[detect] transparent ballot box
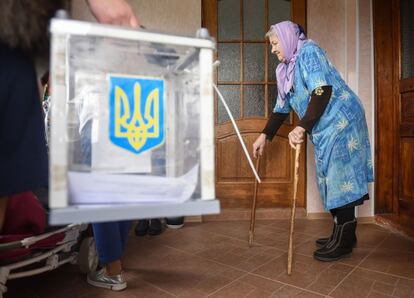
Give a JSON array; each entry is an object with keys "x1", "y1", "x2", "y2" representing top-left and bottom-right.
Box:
[{"x1": 48, "y1": 19, "x2": 219, "y2": 224}]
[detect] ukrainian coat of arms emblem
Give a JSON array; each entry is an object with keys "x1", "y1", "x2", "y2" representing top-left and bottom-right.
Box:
[{"x1": 109, "y1": 75, "x2": 164, "y2": 154}]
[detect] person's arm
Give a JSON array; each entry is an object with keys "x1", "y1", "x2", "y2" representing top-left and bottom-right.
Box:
[
  {"x1": 86, "y1": 0, "x2": 139, "y2": 28},
  {"x1": 254, "y1": 92, "x2": 291, "y2": 157},
  {"x1": 298, "y1": 85, "x2": 332, "y2": 133},
  {"x1": 253, "y1": 112, "x2": 289, "y2": 158},
  {"x1": 262, "y1": 112, "x2": 289, "y2": 141}
]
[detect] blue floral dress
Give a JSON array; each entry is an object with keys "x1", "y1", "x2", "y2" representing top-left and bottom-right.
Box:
[{"x1": 274, "y1": 42, "x2": 374, "y2": 210}]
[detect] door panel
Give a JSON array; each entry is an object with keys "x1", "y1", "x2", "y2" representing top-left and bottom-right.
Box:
[
  {"x1": 398, "y1": 0, "x2": 414, "y2": 221},
  {"x1": 401, "y1": 141, "x2": 414, "y2": 198},
  {"x1": 401, "y1": 92, "x2": 414, "y2": 125},
  {"x1": 374, "y1": 0, "x2": 414, "y2": 234},
  {"x1": 203, "y1": 0, "x2": 306, "y2": 209},
  {"x1": 217, "y1": 134, "x2": 291, "y2": 182},
  {"x1": 399, "y1": 87, "x2": 414, "y2": 220}
]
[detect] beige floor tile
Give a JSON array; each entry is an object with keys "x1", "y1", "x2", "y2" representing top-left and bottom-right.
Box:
[
  {"x1": 252, "y1": 253, "x2": 353, "y2": 294},
  {"x1": 127, "y1": 249, "x2": 245, "y2": 297},
  {"x1": 271, "y1": 285, "x2": 326, "y2": 297},
  {"x1": 376, "y1": 234, "x2": 414, "y2": 254},
  {"x1": 355, "y1": 225, "x2": 390, "y2": 248},
  {"x1": 359, "y1": 248, "x2": 414, "y2": 280},
  {"x1": 329, "y1": 268, "x2": 414, "y2": 298},
  {"x1": 199, "y1": 244, "x2": 285, "y2": 272},
  {"x1": 209, "y1": 274, "x2": 326, "y2": 298},
  {"x1": 207, "y1": 280, "x2": 257, "y2": 298}
]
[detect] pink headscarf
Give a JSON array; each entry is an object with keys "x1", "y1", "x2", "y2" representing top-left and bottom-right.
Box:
[{"x1": 270, "y1": 21, "x2": 309, "y2": 108}]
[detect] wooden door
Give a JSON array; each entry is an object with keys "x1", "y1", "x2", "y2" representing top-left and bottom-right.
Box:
[
  {"x1": 399, "y1": 0, "x2": 414, "y2": 223},
  {"x1": 374, "y1": 0, "x2": 414, "y2": 234},
  {"x1": 202, "y1": 0, "x2": 306, "y2": 210}
]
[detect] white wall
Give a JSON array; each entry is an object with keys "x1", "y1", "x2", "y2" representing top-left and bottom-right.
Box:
[
  {"x1": 71, "y1": 0, "x2": 201, "y2": 36},
  {"x1": 306, "y1": 0, "x2": 375, "y2": 217}
]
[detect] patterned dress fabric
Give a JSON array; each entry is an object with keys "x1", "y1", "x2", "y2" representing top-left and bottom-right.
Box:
[{"x1": 274, "y1": 42, "x2": 374, "y2": 210}]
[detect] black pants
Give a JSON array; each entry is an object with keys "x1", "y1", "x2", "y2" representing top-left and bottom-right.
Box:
[{"x1": 330, "y1": 194, "x2": 369, "y2": 224}]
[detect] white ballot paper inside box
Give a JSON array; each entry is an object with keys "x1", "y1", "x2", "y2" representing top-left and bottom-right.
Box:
[{"x1": 68, "y1": 165, "x2": 199, "y2": 204}]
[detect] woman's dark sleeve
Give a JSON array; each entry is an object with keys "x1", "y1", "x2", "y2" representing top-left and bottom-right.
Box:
[
  {"x1": 262, "y1": 112, "x2": 289, "y2": 141},
  {"x1": 298, "y1": 85, "x2": 332, "y2": 133}
]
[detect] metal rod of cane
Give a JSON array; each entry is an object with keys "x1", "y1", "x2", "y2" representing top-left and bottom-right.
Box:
[
  {"x1": 287, "y1": 144, "x2": 301, "y2": 275},
  {"x1": 248, "y1": 157, "x2": 261, "y2": 246}
]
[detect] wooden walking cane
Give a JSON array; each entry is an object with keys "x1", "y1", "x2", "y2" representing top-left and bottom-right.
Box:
[
  {"x1": 287, "y1": 144, "x2": 301, "y2": 275},
  {"x1": 248, "y1": 157, "x2": 261, "y2": 246}
]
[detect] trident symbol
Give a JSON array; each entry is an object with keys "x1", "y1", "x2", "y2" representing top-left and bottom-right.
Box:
[{"x1": 114, "y1": 82, "x2": 160, "y2": 152}]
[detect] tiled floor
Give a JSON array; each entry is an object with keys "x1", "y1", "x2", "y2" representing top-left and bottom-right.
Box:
[{"x1": 6, "y1": 219, "x2": 414, "y2": 298}]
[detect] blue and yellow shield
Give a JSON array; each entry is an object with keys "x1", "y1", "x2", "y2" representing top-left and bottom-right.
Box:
[{"x1": 109, "y1": 75, "x2": 164, "y2": 154}]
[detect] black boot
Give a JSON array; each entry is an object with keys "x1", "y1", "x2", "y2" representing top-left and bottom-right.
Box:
[
  {"x1": 148, "y1": 219, "x2": 163, "y2": 236},
  {"x1": 315, "y1": 223, "x2": 357, "y2": 247},
  {"x1": 316, "y1": 232, "x2": 357, "y2": 247},
  {"x1": 313, "y1": 219, "x2": 357, "y2": 262},
  {"x1": 135, "y1": 220, "x2": 149, "y2": 236},
  {"x1": 315, "y1": 221, "x2": 337, "y2": 247},
  {"x1": 317, "y1": 206, "x2": 357, "y2": 248}
]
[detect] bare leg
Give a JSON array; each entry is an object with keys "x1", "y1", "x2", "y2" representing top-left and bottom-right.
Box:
[
  {"x1": 0, "y1": 197, "x2": 9, "y2": 232},
  {"x1": 105, "y1": 260, "x2": 122, "y2": 276}
]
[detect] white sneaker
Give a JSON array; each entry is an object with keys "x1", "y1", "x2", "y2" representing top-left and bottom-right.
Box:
[{"x1": 87, "y1": 268, "x2": 127, "y2": 291}]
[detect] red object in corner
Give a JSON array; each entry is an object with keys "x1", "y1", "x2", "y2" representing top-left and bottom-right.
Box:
[{"x1": 2, "y1": 192, "x2": 46, "y2": 235}]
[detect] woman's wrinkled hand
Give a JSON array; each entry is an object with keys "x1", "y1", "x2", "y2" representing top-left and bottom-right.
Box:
[
  {"x1": 253, "y1": 133, "x2": 267, "y2": 158},
  {"x1": 288, "y1": 126, "x2": 305, "y2": 149}
]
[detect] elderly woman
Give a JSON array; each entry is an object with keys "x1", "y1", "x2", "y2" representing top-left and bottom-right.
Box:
[{"x1": 253, "y1": 21, "x2": 373, "y2": 262}]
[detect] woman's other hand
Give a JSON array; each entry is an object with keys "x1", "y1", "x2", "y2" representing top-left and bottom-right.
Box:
[
  {"x1": 253, "y1": 133, "x2": 267, "y2": 158},
  {"x1": 288, "y1": 126, "x2": 305, "y2": 149},
  {"x1": 86, "y1": 0, "x2": 140, "y2": 28}
]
